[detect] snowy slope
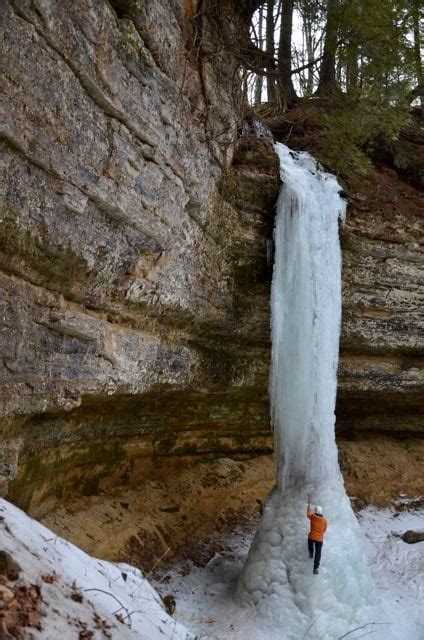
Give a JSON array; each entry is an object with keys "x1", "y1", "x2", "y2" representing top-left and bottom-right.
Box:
[{"x1": 0, "y1": 499, "x2": 192, "y2": 639}]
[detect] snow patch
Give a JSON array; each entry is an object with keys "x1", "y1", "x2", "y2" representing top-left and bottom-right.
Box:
[{"x1": 0, "y1": 499, "x2": 192, "y2": 639}]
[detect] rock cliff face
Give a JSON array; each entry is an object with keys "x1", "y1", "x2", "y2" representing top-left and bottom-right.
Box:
[
  {"x1": 336, "y1": 155, "x2": 424, "y2": 505},
  {"x1": 0, "y1": 0, "x2": 277, "y2": 509},
  {"x1": 338, "y1": 155, "x2": 423, "y2": 435},
  {"x1": 0, "y1": 1, "x2": 422, "y2": 517}
]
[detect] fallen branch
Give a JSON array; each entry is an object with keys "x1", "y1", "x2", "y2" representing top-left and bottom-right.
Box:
[
  {"x1": 337, "y1": 622, "x2": 391, "y2": 639},
  {"x1": 83, "y1": 587, "x2": 132, "y2": 628}
]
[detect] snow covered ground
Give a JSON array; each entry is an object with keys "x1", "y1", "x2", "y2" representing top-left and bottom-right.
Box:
[
  {"x1": 1, "y1": 497, "x2": 422, "y2": 639},
  {"x1": 359, "y1": 505, "x2": 424, "y2": 637},
  {"x1": 152, "y1": 502, "x2": 424, "y2": 640}
]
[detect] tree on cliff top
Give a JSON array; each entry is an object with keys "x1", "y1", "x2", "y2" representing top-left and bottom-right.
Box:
[
  {"x1": 238, "y1": 0, "x2": 422, "y2": 173},
  {"x1": 246, "y1": 0, "x2": 421, "y2": 105}
]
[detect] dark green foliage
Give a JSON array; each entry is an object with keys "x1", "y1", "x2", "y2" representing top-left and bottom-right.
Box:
[{"x1": 247, "y1": 0, "x2": 421, "y2": 173}]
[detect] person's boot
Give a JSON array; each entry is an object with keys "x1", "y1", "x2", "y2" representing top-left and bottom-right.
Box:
[{"x1": 313, "y1": 568, "x2": 319, "y2": 575}]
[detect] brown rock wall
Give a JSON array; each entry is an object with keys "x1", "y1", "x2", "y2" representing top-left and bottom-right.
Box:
[
  {"x1": 337, "y1": 164, "x2": 424, "y2": 434},
  {"x1": 266, "y1": 110, "x2": 423, "y2": 440},
  {"x1": 0, "y1": 0, "x2": 278, "y2": 504}
]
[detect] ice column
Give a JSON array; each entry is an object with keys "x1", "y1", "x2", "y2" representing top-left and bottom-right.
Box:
[{"x1": 236, "y1": 144, "x2": 379, "y2": 640}]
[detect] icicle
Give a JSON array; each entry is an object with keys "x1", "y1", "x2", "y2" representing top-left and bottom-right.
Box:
[
  {"x1": 236, "y1": 143, "x2": 381, "y2": 640},
  {"x1": 270, "y1": 144, "x2": 344, "y2": 492}
]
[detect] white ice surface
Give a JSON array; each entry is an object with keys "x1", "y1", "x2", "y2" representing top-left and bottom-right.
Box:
[
  {"x1": 236, "y1": 143, "x2": 379, "y2": 638},
  {"x1": 2, "y1": 492, "x2": 421, "y2": 640},
  {"x1": 0, "y1": 498, "x2": 192, "y2": 639},
  {"x1": 153, "y1": 505, "x2": 424, "y2": 640},
  {"x1": 269, "y1": 144, "x2": 345, "y2": 491}
]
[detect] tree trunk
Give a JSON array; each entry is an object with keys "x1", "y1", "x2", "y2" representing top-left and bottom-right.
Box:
[
  {"x1": 412, "y1": 0, "x2": 423, "y2": 114},
  {"x1": 346, "y1": 40, "x2": 359, "y2": 94},
  {"x1": 345, "y1": 0, "x2": 360, "y2": 96},
  {"x1": 304, "y1": 14, "x2": 315, "y2": 95},
  {"x1": 317, "y1": 0, "x2": 342, "y2": 95},
  {"x1": 254, "y1": 4, "x2": 264, "y2": 104},
  {"x1": 278, "y1": 0, "x2": 297, "y2": 104},
  {"x1": 266, "y1": 0, "x2": 276, "y2": 103}
]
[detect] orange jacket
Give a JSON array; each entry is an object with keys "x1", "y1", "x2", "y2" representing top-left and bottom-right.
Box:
[{"x1": 307, "y1": 509, "x2": 328, "y2": 542}]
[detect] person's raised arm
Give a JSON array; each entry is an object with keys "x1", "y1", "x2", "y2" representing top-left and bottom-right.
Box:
[{"x1": 307, "y1": 494, "x2": 311, "y2": 517}]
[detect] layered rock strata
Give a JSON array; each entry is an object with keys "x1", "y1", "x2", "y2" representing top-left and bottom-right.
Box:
[
  {"x1": 337, "y1": 163, "x2": 423, "y2": 435},
  {"x1": 0, "y1": 0, "x2": 278, "y2": 511},
  {"x1": 0, "y1": 0, "x2": 422, "y2": 519},
  {"x1": 268, "y1": 111, "x2": 423, "y2": 443}
]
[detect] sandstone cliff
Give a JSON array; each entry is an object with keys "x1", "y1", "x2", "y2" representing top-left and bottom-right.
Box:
[
  {"x1": 335, "y1": 117, "x2": 423, "y2": 435},
  {"x1": 0, "y1": 0, "x2": 277, "y2": 509},
  {"x1": 0, "y1": 1, "x2": 422, "y2": 521},
  {"x1": 337, "y1": 151, "x2": 423, "y2": 505}
]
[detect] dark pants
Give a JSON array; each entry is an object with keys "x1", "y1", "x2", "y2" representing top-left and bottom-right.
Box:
[{"x1": 308, "y1": 538, "x2": 323, "y2": 571}]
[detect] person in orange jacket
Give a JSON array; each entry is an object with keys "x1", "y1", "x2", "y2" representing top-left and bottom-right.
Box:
[{"x1": 307, "y1": 494, "x2": 328, "y2": 575}]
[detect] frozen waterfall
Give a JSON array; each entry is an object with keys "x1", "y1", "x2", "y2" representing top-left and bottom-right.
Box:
[{"x1": 236, "y1": 143, "x2": 383, "y2": 639}]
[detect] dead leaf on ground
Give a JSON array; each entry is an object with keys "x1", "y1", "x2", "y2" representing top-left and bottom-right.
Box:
[
  {"x1": 0, "y1": 580, "x2": 43, "y2": 637},
  {"x1": 41, "y1": 572, "x2": 59, "y2": 583}
]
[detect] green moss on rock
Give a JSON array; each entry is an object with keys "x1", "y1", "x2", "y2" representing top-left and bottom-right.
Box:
[{"x1": 8, "y1": 439, "x2": 127, "y2": 511}]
